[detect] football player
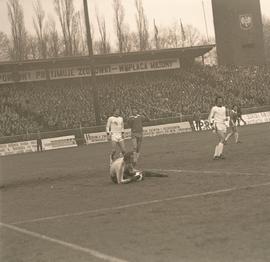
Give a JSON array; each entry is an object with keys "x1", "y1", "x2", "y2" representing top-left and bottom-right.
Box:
[
  {"x1": 236, "y1": 105, "x2": 247, "y2": 126},
  {"x1": 208, "y1": 96, "x2": 228, "y2": 160},
  {"x1": 110, "y1": 151, "x2": 168, "y2": 184},
  {"x1": 106, "y1": 108, "x2": 126, "y2": 163},
  {"x1": 128, "y1": 107, "x2": 150, "y2": 164},
  {"x1": 225, "y1": 105, "x2": 240, "y2": 144},
  {"x1": 110, "y1": 152, "x2": 143, "y2": 184}
]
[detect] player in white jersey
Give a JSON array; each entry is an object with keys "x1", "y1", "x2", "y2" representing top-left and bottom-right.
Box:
[
  {"x1": 110, "y1": 151, "x2": 168, "y2": 184},
  {"x1": 110, "y1": 152, "x2": 143, "y2": 184},
  {"x1": 208, "y1": 96, "x2": 228, "y2": 160},
  {"x1": 106, "y1": 108, "x2": 126, "y2": 162}
]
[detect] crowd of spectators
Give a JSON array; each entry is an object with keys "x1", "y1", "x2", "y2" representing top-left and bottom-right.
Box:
[
  {"x1": 0, "y1": 96, "x2": 40, "y2": 137},
  {"x1": 0, "y1": 64, "x2": 269, "y2": 136}
]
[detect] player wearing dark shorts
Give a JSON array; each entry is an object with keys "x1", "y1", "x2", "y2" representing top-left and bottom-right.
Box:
[
  {"x1": 128, "y1": 108, "x2": 150, "y2": 164},
  {"x1": 225, "y1": 105, "x2": 240, "y2": 144},
  {"x1": 193, "y1": 110, "x2": 202, "y2": 131},
  {"x1": 237, "y1": 106, "x2": 247, "y2": 126}
]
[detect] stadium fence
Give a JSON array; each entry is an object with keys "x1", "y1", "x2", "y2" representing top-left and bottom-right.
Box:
[{"x1": 0, "y1": 104, "x2": 269, "y2": 145}]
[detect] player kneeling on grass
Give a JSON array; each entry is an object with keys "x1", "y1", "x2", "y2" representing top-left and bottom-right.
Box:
[
  {"x1": 110, "y1": 151, "x2": 167, "y2": 184},
  {"x1": 106, "y1": 108, "x2": 126, "y2": 163},
  {"x1": 208, "y1": 96, "x2": 228, "y2": 160},
  {"x1": 110, "y1": 152, "x2": 143, "y2": 184}
]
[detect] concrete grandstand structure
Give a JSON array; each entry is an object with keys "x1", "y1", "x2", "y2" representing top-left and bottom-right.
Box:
[
  {"x1": 0, "y1": 45, "x2": 215, "y2": 84},
  {"x1": 0, "y1": 44, "x2": 269, "y2": 146}
]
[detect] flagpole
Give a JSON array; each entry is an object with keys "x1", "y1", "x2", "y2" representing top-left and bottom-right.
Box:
[
  {"x1": 180, "y1": 19, "x2": 186, "y2": 47},
  {"x1": 83, "y1": 0, "x2": 101, "y2": 125},
  {"x1": 202, "y1": 0, "x2": 209, "y2": 42},
  {"x1": 154, "y1": 19, "x2": 159, "y2": 49}
]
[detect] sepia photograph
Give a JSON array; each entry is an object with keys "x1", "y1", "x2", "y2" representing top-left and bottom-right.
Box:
[{"x1": 0, "y1": 0, "x2": 270, "y2": 261}]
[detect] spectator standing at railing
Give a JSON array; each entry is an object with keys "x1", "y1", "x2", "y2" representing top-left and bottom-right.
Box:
[
  {"x1": 193, "y1": 109, "x2": 202, "y2": 131},
  {"x1": 36, "y1": 128, "x2": 43, "y2": 152}
]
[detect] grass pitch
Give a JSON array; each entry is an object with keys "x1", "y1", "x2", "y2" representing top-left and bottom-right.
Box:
[{"x1": 1, "y1": 123, "x2": 270, "y2": 262}]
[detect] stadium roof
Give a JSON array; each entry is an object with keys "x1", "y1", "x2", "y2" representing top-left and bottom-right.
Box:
[{"x1": 0, "y1": 44, "x2": 215, "y2": 71}]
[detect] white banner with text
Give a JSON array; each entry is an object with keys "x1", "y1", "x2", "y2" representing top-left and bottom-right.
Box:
[
  {"x1": 0, "y1": 140, "x2": 37, "y2": 156},
  {"x1": 0, "y1": 58, "x2": 180, "y2": 84},
  {"x1": 84, "y1": 121, "x2": 192, "y2": 144},
  {"x1": 41, "y1": 135, "x2": 77, "y2": 151},
  {"x1": 192, "y1": 111, "x2": 270, "y2": 131}
]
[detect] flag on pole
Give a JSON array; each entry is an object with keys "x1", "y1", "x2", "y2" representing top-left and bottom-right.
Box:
[
  {"x1": 154, "y1": 20, "x2": 158, "y2": 38},
  {"x1": 180, "y1": 19, "x2": 186, "y2": 42},
  {"x1": 154, "y1": 19, "x2": 159, "y2": 49}
]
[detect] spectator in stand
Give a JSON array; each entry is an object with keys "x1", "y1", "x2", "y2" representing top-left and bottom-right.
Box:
[
  {"x1": 193, "y1": 110, "x2": 202, "y2": 131},
  {"x1": 36, "y1": 128, "x2": 43, "y2": 152},
  {"x1": 0, "y1": 64, "x2": 269, "y2": 137}
]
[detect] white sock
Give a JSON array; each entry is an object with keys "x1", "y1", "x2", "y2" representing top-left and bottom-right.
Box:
[
  {"x1": 235, "y1": 133, "x2": 239, "y2": 143},
  {"x1": 217, "y1": 142, "x2": 224, "y2": 156},
  {"x1": 214, "y1": 145, "x2": 219, "y2": 157},
  {"x1": 225, "y1": 133, "x2": 231, "y2": 141}
]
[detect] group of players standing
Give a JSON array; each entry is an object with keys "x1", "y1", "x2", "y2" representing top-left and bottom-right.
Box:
[
  {"x1": 106, "y1": 97, "x2": 247, "y2": 184},
  {"x1": 106, "y1": 107, "x2": 149, "y2": 184}
]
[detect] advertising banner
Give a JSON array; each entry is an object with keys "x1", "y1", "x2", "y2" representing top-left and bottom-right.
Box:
[
  {"x1": 41, "y1": 136, "x2": 77, "y2": 151},
  {"x1": 0, "y1": 140, "x2": 37, "y2": 156},
  {"x1": 192, "y1": 111, "x2": 270, "y2": 131},
  {"x1": 84, "y1": 121, "x2": 192, "y2": 144},
  {"x1": 0, "y1": 58, "x2": 180, "y2": 84}
]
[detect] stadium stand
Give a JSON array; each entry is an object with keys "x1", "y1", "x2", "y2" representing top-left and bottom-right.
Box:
[{"x1": 0, "y1": 65, "x2": 270, "y2": 137}]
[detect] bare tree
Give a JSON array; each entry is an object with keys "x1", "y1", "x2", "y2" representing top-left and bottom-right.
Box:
[
  {"x1": 122, "y1": 27, "x2": 137, "y2": 52},
  {"x1": 112, "y1": 0, "x2": 125, "y2": 53},
  {"x1": 185, "y1": 24, "x2": 203, "y2": 46},
  {"x1": 7, "y1": 0, "x2": 28, "y2": 61},
  {"x1": 167, "y1": 23, "x2": 180, "y2": 48},
  {"x1": 71, "y1": 11, "x2": 82, "y2": 55},
  {"x1": 95, "y1": 7, "x2": 110, "y2": 54},
  {"x1": 93, "y1": 40, "x2": 111, "y2": 54},
  {"x1": 157, "y1": 23, "x2": 180, "y2": 49},
  {"x1": 54, "y1": 0, "x2": 75, "y2": 56},
  {"x1": 33, "y1": 0, "x2": 48, "y2": 58},
  {"x1": 0, "y1": 32, "x2": 10, "y2": 61},
  {"x1": 134, "y1": 0, "x2": 149, "y2": 51},
  {"x1": 47, "y1": 18, "x2": 61, "y2": 57},
  {"x1": 156, "y1": 22, "x2": 204, "y2": 49},
  {"x1": 27, "y1": 35, "x2": 38, "y2": 59}
]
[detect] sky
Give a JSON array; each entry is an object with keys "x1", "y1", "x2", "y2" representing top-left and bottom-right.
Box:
[{"x1": 0, "y1": 0, "x2": 269, "y2": 42}]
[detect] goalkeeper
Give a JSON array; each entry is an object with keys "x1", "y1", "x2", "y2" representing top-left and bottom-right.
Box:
[{"x1": 110, "y1": 151, "x2": 167, "y2": 184}]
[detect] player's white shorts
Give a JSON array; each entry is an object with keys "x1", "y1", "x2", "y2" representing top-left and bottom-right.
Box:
[
  {"x1": 215, "y1": 122, "x2": 227, "y2": 133},
  {"x1": 111, "y1": 133, "x2": 124, "y2": 143}
]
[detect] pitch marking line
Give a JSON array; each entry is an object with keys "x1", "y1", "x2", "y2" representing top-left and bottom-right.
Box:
[
  {"x1": 9, "y1": 181, "x2": 270, "y2": 226},
  {"x1": 149, "y1": 168, "x2": 270, "y2": 177},
  {"x1": 0, "y1": 222, "x2": 128, "y2": 262}
]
